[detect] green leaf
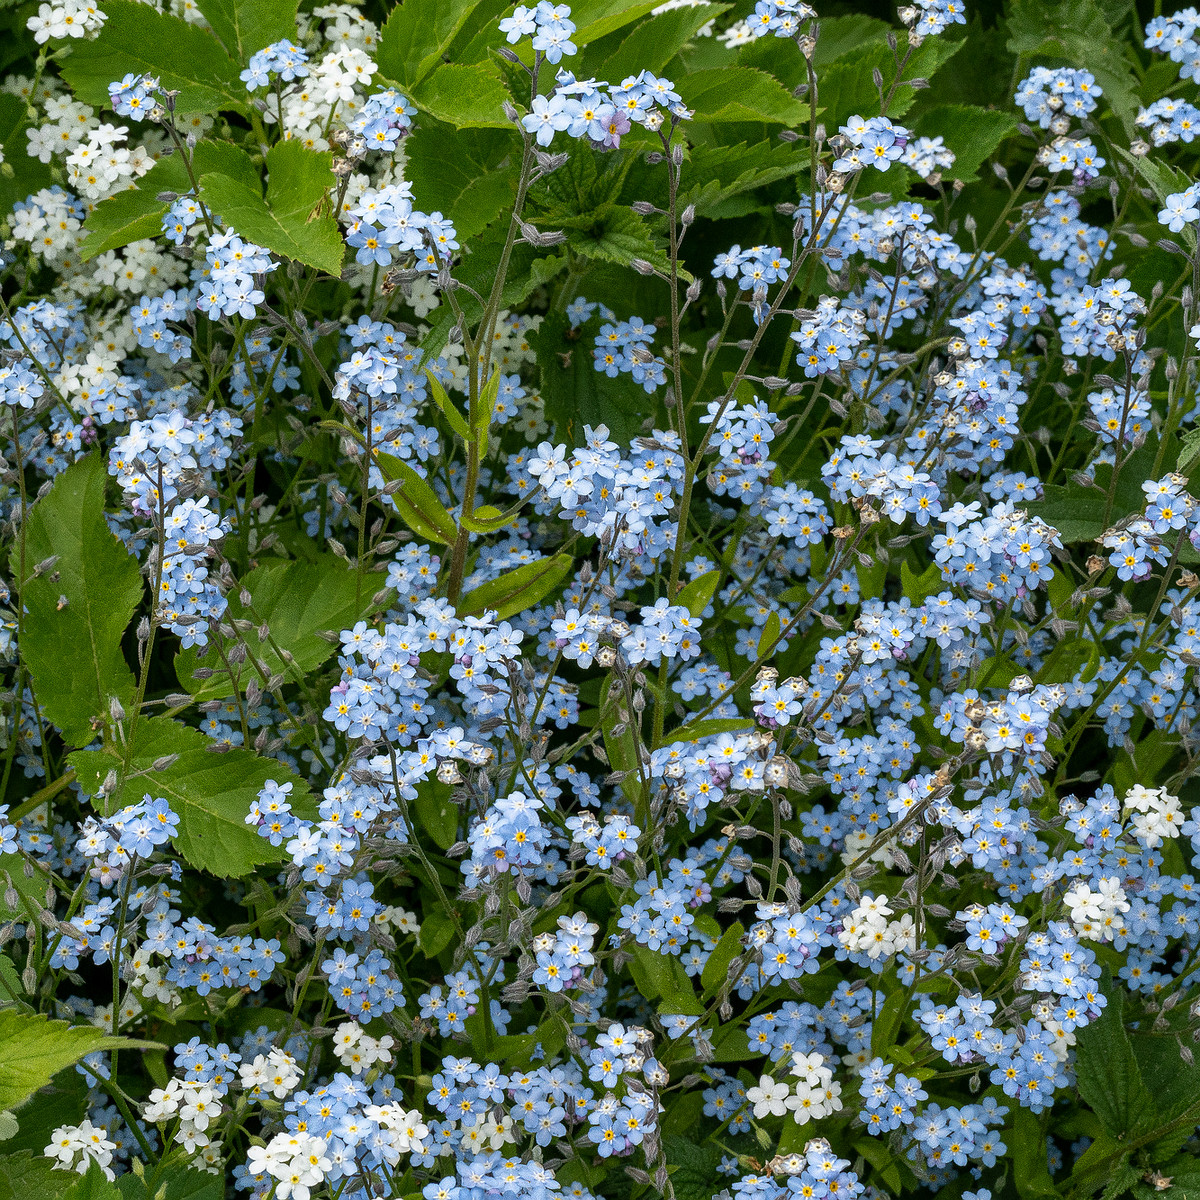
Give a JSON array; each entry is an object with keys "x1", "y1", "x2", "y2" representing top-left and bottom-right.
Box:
[
  {"x1": 916, "y1": 103, "x2": 1019, "y2": 182},
  {"x1": 174, "y1": 555, "x2": 372, "y2": 701},
  {"x1": 58, "y1": 0, "x2": 244, "y2": 115},
  {"x1": 377, "y1": 0, "x2": 491, "y2": 87},
  {"x1": 418, "y1": 909, "x2": 456, "y2": 958},
  {"x1": 700, "y1": 922, "x2": 744, "y2": 994},
  {"x1": 600, "y1": 675, "x2": 645, "y2": 813},
  {"x1": 15, "y1": 455, "x2": 141, "y2": 747},
  {"x1": 596, "y1": 3, "x2": 733, "y2": 79},
  {"x1": 569, "y1": 0, "x2": 661, "y2": 46},
  {"x1": 675, "y1": 570, "x2": 719, "y2": 617},
  {"x1": 1006, "y1": 0, "x2": 1140, "y2": 133},
  {"x1": 68, "y1": 716, "x2": 312, "y2": 878},
  {"x1": 61, "y1": 1162, "x2": 121, "y2": 1200},
  {"x1": 661, "y1": 718, "x2": 754, "y2": 746},
  {"x1": 0, "y1": 1011, "x2": 124, "y2": 1112},
  {"x1": 1116, "y1": 147, "x2": 1197, "y2": 250},
  {"x1": 757, "y1": 610, "x2": 781, "y2": 658},
  {"x1": 556, "y1": 203, "x2": 669, "y2": 273},
  {"x1": 1074, "y1": 983, "x2": 1158, "y2": 1138},
  {"x1": 459, "y1": 554, "x2": 574, "y2": 620},
  {"x1": 407, "y1": 63, "x2": 511, "y2": 129},
  {"x1": 681, "y1": 140, "x2": 806, "y2": 220},
  {"x1": 425, "y1": 370, "x2": 470, "y2": 441},
  {"x1": 852, "y1": 1137, "x2": 903, "y2": 1195},
  {"x1": 0, "y1": 1151, "x2": 73, "y2": 1200},
  {"x1": 1178, "y1": 427, "x2": 1200, "y2": 479},
  {"x1": 677, "y1": 67, "x2": 808, "y2": 124},
  {"x1": 116, "y1": 1163, "x2": 222, "y2": 1200},
  {"x1": 901, "y1": 559, "x2": 943, "y2": 604},
  {"x1": 198, "y1": 139, "x2": 344, "y2": 275},
  {"x1": 195, "y1": 0, "x2": 298, "y2": 63},
  {"x1": 376, "y1": 454, "x2": 458, "y2": 545},
  {"x1": 415, "y1": 779, "x2": 459, "y2": 851},
  {"x1": 1009, "y1": 1105, "x2": 1061, "y2": 1198},
  {"x1": 405, "y1": 123, "x2": 519, "y2": 241},
  {"x1": 0, "y1": 94, "x2": 53, "y2": 218}
]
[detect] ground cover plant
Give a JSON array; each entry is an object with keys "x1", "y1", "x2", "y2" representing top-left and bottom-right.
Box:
[{"x1": 4, "y1": 0, "x2": 1200, "y2": 1197}]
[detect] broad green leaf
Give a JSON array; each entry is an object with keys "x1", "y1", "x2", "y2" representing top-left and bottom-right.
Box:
[
  {"x1": 68, "y1": 716, "x2": 313, "y2": 878},
  {"x1": 377, "y1": 0, "x2": 492, "y2": 87},
  {"x1": 569, "y1": 0, "x2": 660, "y2": 45},
  {"x1": 681, "y1": 139, "x2": 806, "y2": 220},
  {"x1": 900, "y1": 559, "x2": 943, "y2": 604},
  {"x1": 662, "y1": 718, "x2": 754, "y2": 745},
  {"x1": 195, "y1": 0, "x2": 299, "y2": 64},
  {"x1": 0, "y1": 1151, "x2": 73, "y2": 1200},
  {"x1": 1009, "y1": 1105, "x2": 1061, "y2": 1198},
  {"x1": 408, "y1": 63, "x2": 511, "y2": 129},
  {"x1": 0, "y1": 1012, "x2": 125, "y2": 1112},
  {"x1": 0, "y1": 94, "x2": 53, "y2": 218},
  {"x1": 916, "y1": 103, "x2": 1019, "y2": 181},
  {"x1": 817, "y1": 37, "x2": 963, "y2": 126},
  {"x1": 540, "y1": 304, "x2": 662, "y2": 446},
  {"x1": 418, "y1": 909, "x2": 456, "y2": 958},
  {"x1": 458, "y1": 554, "x2": 574, "y2": 620},
  {"x1": 174, "y1": 555, "x2": 374, "y2": 701},
  {"x1": 675, "y1": 570, "x2": 719, "y2": 617},
  {"x1": 116, "y1": 1164, "x2": 224, "y2": 1200},
  {"x1": 596, "y1": 3, "x2": 733, "y2": 80},
  {"x1": 198, "y1": 140, "x2": 344, "y2": 275},
  {"x1": 700, "y1": 922, "x2": 744, "y2": 995},
  {"x1": 415, "y1": 779, "x2": 459, "y2": 851},
  {"x1": 677, "y1": 66, "x2": 808, "y2": 125},
  {"x1": 376, "y1": 454, "x2": 458, "y2": 545},
  {"x1": 1116, "y1": 147, "x2": 1197, "y2": 250},
  {"x1": 58, "y1": 0, "x2": 244, "y2": 115},
  {"x1": 15, "y1": 455, "x2": 141, "y2": 747},
  {"x1": 852, "y1": 1138, "x2": 904, "y2": 1195},
  {"x1": 405, "y1": 123, "x2": 519, "y2": 242},
  {"x1": 1178, "y1": 426, "x2": 1200, "y2": 479},
  {"x1": 61, "y1": 1162, "x2": 121, "y2": 1200},
  {"x1": 556, "y1": 203, "x2": 671, "y2": 273},
  {"x1": 1074, "y1": 983, "x2": 1158, "y2": 1138}
]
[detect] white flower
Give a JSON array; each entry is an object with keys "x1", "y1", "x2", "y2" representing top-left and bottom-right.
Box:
[{"x1": 746, "y1": 1073, "x2": 791, "y2": 1118}]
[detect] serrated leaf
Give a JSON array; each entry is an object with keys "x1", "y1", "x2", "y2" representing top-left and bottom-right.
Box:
[
  {"x1": 535, "y1": 308, "x2": 659, "y2": 445},
  {"x1": 0, "y1": 1150, "x2": 75, "y2": 1200},
  {"x1": 569, "y1": 0, "x2": 661, "y2": 45},
  {"x1": 0, "y1": 94, "x2": 53, "y2": 218},
  {"x1": 377, "y1": 0, "x2": 492, "y2": 87},
  {"x1": 459, "y1": 554, "x2": 574, "y2": 620},
  {"x1": 68, "y1": 716, "x2": 312, "y2": 878},
  {"x1": 198, "y1": 139, "x2": 343, "y2": 275},
  {"x1": 61, "y1": 1162, "x2": 121, "y2": 1200},
  {"x1": 116, "y1": 1162, "x2": 223, "y2": 1200},
  {"x1": 14, "y1": 455, "x2": 141, "y2": 747},
  {"x1": 916, "y1": 103, "x2": 1018, "y2": 181},
  {"x1": 174, "y1": 555, "x2": 372, "y2": 701},
  {"x1": 596, "y1": 3, "x2": 733, "y2": 79},
  {"x1": 0, "y1": 1012, "x2": 128, "y2": 1111},
  {"x1": 1075, "y1": 983, "x2": 1158, "y2": 1138},
  {"x1": 58, "y1": 0, "x2": 244, "y2": 115},
  {"x1": 196, "y1": 0, "x2": 298, "y2": 64},
  {"x1": 677, "y1": 66, "x2": 808, "y2": 124},
  {"x1": 376, "y1": 454, "x2": 458, "y2": 545},
  {"x1": 405, "y1": 122, "x2": 519, "y2": 241},
  {"x1": 407, "y1": 63, "x2": 511, "y2": 129}
]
